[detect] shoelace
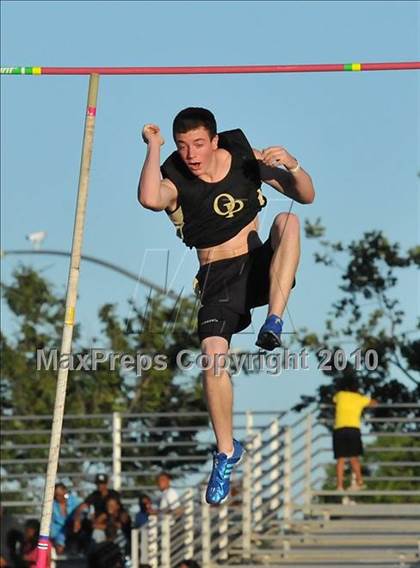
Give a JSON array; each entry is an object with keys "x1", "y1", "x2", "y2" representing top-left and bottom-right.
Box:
[{"x1": 212, "y1": 454, "x2": 229, "y2": 483}]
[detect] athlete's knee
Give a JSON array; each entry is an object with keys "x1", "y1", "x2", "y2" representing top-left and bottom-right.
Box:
[
  {"x1": 201, "y1": 336, "x2": 229, "y2": 356},
  {"x1": 274, "y1": 212, "x2": 300, "y2": 231},
  {"x1": 201, "y1": 336, "x2": 229, "y2": 375},
  {"x1": 272, "y1": 212, "x2": 300, "y2": 239}
]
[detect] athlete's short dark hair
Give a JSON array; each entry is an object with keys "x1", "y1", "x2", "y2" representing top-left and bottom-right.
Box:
[{"x1": 173, "y1": 107, "x2": 217, "y2": 140}]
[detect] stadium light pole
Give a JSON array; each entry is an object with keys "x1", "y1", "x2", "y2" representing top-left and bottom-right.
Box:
[
  {"x1": 1, "y1": 248, "x2": 180, "y2": 299},
  {"x1": 31, "y1": 73, "x2": 99, "y2": 567}
]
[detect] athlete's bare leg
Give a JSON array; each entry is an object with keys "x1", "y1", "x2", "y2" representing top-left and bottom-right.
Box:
[
  {"x1": 268, "y1": 212, "x2": 300, "y2": 318},
  {"x1": 201, "y1": 336, "x2": 233, "y2": 456}
]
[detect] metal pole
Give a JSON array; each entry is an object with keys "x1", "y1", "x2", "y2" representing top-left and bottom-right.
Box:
[
  {"x1": 283, "y1": 427, "x2": 292, "y2": 527},
  {"x1": 242, "y1": 450, "x2": 252, "y2": 560},
  {"x1": 147, "y1": 515, "x2": 158, "y2": 568},
  {"x1": 304, "y1": 414, "x2": 313, "y2": 513},
  {"x1": 112, "y1": 411, "x2": 122, "y2": 491},
  {"x1": 2, "y1": 249, "x2": 180, "y2": 299},
  {"x1": 201, "y1": 496, "x2": 211, "y2": 568},
  {"x1": 35, "y1": 73, "x2": 99, "y2": 568},
  {"x1": 252, "y1": 432, "x2": 263, "y2": 531},
  {"x1": 131, "y1": 528, "x2": 139, "y2": 568},
  {"x1": 243, "y1": 409, "x2": 254, "y2": 558},
  {"x1": 161, "y1": 515, "x2": 171, "y2": 568},
  {"x1": 140, "y1": 525, "x2": 149, "y2": 565},
  {"x1": 218, "y1": 502, "x2": 229, "y2": 560},
  {"x1": 184, "y1": 488, "x2": 194, "y2": 559},
  {"x1": 246, "y1": 410, "x2": 254, "y2": 438},
  {"x1": 269, "y1": 419, "x2": 281, "y2": 511}
]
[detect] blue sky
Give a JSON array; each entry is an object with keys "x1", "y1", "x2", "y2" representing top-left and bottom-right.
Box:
[{"x1": 1, "y1": 1, "x2": 419, "y2": 413}]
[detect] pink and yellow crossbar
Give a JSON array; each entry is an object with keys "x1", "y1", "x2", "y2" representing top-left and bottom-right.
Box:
[{"x1": 1, "y1": 62, "x2": 420, "y2": 76}]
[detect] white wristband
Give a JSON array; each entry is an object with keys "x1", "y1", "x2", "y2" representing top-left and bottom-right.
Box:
[{"x1": 287, "y1": 160, "x2": 301, "y2": 174}]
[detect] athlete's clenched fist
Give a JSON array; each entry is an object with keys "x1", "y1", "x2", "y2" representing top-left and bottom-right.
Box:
[{"x1": 142, "y1": 124, "x2": 165, "y2": 146}]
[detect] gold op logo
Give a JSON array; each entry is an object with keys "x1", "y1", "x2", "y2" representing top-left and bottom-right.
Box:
[{"x1": 213, "y1": 193, "x2": 245, "y2": 218}]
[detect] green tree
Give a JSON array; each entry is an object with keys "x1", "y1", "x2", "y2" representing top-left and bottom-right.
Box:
[
  {"x1": 1, "y1": 266, "x2": 209, "y2": 501},
  {"x1": 97, "y1": 293, "x2": 209, "y2": 474},
  {"x1": 293, "y1": 220, "x2": 420, "y2": 424},
  {"x1": 318, "y1": 435, "x2": 420, "y2": 504},
  {"x1": 362, "y1": 434, "x2": 420, "y2": 503},
  {"x1": 293, "y1": 222, "x2": 420, "y2": 500}
]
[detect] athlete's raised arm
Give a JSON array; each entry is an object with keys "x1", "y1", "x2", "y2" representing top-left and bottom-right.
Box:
[
  {"x1": 253, "y1": 147, "x2": 315, "y2": 205},
  {"x1": 138, "y1": 124, "x2": 178, "y2": 212}
]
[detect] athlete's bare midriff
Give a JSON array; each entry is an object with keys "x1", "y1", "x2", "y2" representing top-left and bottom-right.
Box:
[{"x1": 197, "y1": 216, "x2": 264, "y2": 265}]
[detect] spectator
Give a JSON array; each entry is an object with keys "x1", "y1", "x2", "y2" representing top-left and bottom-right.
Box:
[
  {"x1": 134, "y1": 493, "x2": 153, "y2": 528},
  {"x1": 91, "y1": 510, "x2": 108, "y2": 546},
  {"x1": 1, "y1": 519, "x2": 50, "y2": 568},
  {"x1": 0, "y1": 506, "x2": 20, "y2": 567},
  {"x1": 104, "y1": 496, "x2": 131, "y2": 557},
  {"x1": 87, "y1": 541, "x2": 124, "y2": 568},
  {"x1": 156, "y1": 472, "x2": 180, "y2": 514},
  {"x1": 50, "y1": 483, "x2": 82, "y2": 554},
  {"x1": 177, "y1": 561, "x2": 201, "y2": 568},
  {"x1": 3, "y1": 528, "x2": 23, "y2": 568},
  {"x1": 229, "y1": 479, "x2": 242, "y2": 507},
  {"x1": 22, "y1": 519, "x2": 47, "y2": 567},
  {"x1": 333, "y1": 378, "x2": 378, "y2": 490},
  {"x1": 84, "y1": 473, "x2": 121, "y2": 516}
]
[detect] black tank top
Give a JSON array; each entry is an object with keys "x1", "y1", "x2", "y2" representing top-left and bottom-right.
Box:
[{"x1": 161, "y1": 129, "x2": 267, "y2": 249}]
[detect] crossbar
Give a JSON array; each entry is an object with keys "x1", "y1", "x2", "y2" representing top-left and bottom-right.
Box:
[{"x1": 1, "y1": 62, "x2": 420, "y2": 76}]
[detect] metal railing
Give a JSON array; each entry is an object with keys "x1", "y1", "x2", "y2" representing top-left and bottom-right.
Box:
[
  {"x1": 2, "y1": 404, "x2": 419, "y2": 567},
  {"x1": 0, "y1": 410, "x2": 281, "y2": 511},
  {"x1": 127, "y1": 404, "x2": 420, "y2": 567}
]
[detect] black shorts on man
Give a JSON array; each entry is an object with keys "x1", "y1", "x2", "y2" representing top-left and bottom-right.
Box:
[
  {"x1": 333, "y1": 427, "x2": 364, "y2": 459},
  {"x1": 196, "y1": 237, "x2": 295, "y2": 344}
]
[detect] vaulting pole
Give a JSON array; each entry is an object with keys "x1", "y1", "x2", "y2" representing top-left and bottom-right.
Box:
[
  {"x1": 1, "y1": 61, "x2": 419, "y2": 76},
  {"x1": 35, "y1": 73, "x2": 99, "y2": 568}
]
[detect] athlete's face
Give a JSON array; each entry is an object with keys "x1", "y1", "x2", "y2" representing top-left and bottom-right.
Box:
[{"x1": 175, "y1": 127, "x2": 218, "y2": 176}]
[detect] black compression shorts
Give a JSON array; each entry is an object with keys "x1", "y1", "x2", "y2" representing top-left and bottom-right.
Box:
[
  {"x1": 195, "y1": 237, "x2": 296, "y2": 344},
  {"x1": 333, "y1": 427, "x2": 364, "y2": 458}
]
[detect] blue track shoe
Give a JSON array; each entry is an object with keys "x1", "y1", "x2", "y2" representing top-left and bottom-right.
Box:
[
  {"x1": 256, "y1": 314, "x2": 283, "y2": 351},
  {"x1": 205, "y1": 439, "x2": 245, "y2": 505}
]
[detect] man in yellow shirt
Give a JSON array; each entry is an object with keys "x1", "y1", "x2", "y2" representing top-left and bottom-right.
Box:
[{"x1": 333, "y1": 379, "x2": 378, "y2": 490}]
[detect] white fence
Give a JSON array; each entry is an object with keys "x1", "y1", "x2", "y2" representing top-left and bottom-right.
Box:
[
  {"x1": 129, "y1": 404, "x2": 420, "y2": 567},
  {"x1": 1, "y1": 404, "x2": 419, "y2": 567}
]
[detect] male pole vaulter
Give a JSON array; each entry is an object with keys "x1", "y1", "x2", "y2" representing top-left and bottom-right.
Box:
[{"x1": 138, "y1": 108, "x2": 315, "y2": 505}]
